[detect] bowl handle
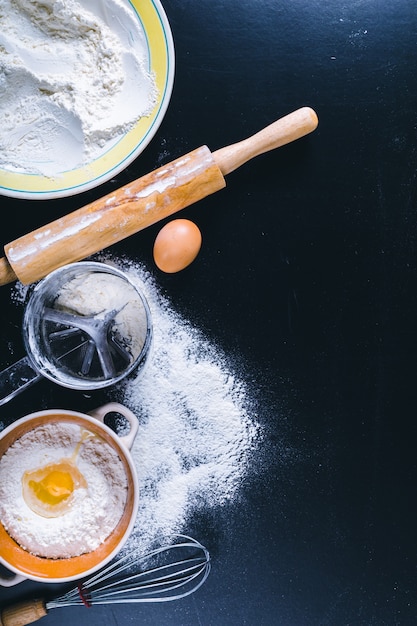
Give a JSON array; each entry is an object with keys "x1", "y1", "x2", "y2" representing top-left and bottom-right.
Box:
[
  {"x1": 0, "y1": 569, "x2": 26, "y2": 587},
  {"x1": 88, "y1": 402, "x2": 139, "y2": 450}
]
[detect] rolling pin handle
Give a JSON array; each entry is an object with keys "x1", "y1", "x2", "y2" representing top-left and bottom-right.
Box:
[
  {"x1": 0, "y1": 256, "x2": 17, "y2": 286},
  {"x1": 212, "y1": 106, "x2": 318, "y2": 175}
]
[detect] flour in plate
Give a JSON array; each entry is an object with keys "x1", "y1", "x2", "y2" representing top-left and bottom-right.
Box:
[{"x1": 0, "y1": 0, "x2": 158, "y2": 177}]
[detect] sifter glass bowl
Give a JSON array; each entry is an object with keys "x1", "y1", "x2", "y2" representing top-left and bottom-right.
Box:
[{"x1": 0, "y1": 262, "x2": 152, "y2": 404}]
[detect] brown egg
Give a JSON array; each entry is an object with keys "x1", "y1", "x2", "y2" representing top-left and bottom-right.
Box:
[{"x1": 153, "y1": 219, "x2": 202, "y2": 273}]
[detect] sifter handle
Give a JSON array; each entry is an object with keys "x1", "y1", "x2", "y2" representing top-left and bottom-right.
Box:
[
  {"x1": 0, "y1": 598, "x2": 47, "y2": 626},
  {"x1": 0, "y1": 356, "x2": 42, "y2": 407}
]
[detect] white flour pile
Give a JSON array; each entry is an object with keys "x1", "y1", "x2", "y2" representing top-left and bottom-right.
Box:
[
  {"x1": 0, "y1": 0, "x2": 158, "y2": 176},
  {"x1": 104, "y1": 256, "x2": 262, "y2": 552},
  {"x1": 10, "y1": 254, "x2": 262, "y2": 554}
]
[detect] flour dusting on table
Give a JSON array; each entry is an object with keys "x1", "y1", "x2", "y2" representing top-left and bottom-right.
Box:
[
  {"x1": 103, "y1": 256, "x2": 262, "y2": 552},
  {"x1": 10, "y1": 254, "x2": 262, "y2": 554}
]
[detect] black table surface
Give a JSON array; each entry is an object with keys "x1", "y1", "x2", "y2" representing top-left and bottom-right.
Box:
[{"x1": 1, "y1": 1, "x2": 417, "y2": 624}]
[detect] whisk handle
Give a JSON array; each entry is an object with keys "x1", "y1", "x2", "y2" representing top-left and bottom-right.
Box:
[{"x1": 0, "y1": 599, "x2": 47, "y2": 626}]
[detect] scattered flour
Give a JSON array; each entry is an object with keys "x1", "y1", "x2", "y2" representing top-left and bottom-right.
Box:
[
  {"x1": 102, "y1": 255, "x2": 262, "y2": 552},
  {"x1": 0, "y1": 0, "x2": 158, "y2": 176},
  {"x1": 8, "y1": 254, "x2": 263, "y2": 555}
]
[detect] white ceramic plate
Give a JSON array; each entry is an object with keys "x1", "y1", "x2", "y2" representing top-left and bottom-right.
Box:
[{"x1": 0, "y1": 0, "x2": 174, "y2": 200}]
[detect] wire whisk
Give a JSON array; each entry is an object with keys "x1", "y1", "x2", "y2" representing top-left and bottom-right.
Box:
[{"x1": 0, "y1": 534, "x2": 210, "y2": 626}]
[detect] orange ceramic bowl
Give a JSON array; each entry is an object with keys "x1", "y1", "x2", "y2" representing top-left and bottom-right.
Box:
[{"x1": 0, "y1": 403, "x2": 139, "y2": 584}]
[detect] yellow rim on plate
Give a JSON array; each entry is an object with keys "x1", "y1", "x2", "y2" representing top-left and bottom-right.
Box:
[{"x1": 0, "y1": 0, "x2": 175, "y2": 200}]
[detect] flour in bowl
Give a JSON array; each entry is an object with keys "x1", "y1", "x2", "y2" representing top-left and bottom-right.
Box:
[
  {"x1": 0, "y1": 421, "x2": 128, "y2": 558},
  {"x1": 0, "y1": 0, "x2": 158, "y2": 176}
]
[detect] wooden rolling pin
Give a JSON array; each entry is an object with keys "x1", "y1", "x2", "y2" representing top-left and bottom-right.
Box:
[{"x1": 0, "y1": 107, "x2": 318, "y2": 286}]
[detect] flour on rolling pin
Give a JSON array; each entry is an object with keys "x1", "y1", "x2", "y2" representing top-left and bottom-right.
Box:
[
  {"x1": 0, "y1": 0, "x2": 158, "y2": 177},
  {"x1": 0, "y1": 107, "x2": 318, "y2": 287}
]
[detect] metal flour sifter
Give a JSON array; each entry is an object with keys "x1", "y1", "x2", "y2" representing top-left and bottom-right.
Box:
[{"x1": 0, "y1": 261, "x2": 152, "y2": 404}]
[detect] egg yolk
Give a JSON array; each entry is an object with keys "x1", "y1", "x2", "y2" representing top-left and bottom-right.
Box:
[
  {"x1": 22, "y1": 460, "x2": 87, "y2": 518},
  {"x1": 29, "y1": 468, "x2": 73, "y2": 504}
]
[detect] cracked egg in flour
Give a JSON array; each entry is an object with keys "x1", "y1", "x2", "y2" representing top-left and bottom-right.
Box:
[{"x1": 0, "y1": 420, "x2": 129, "y2": 559}]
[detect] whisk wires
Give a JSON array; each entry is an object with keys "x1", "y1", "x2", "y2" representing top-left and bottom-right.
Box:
[{"x1": 47, "y1": 534, "x2": 210, "y2": 609}]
